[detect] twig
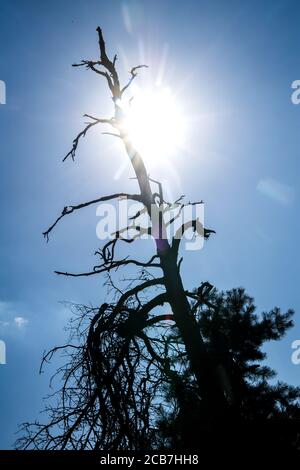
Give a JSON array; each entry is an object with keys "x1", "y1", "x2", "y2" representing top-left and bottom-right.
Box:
[
  {"x1": 63, "y1": 117, "x2": 113, "y2": 162},
  {"x1": 121, "y1": 65, "x2": 148, "y2": 96}
]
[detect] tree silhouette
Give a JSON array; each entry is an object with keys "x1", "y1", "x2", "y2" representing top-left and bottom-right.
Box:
[
  {"x1": 40, "y1": 27, "x2": 227, "y2": 416},
  {"x1": 157, "y1": 286, "x2": 300, "y2": 451},
  {"x1": 16, "y1": 27, "x2": 299, "y2": 452}
]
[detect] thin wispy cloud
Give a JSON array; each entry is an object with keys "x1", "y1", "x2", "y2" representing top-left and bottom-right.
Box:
[
  {"x1": 0, "y1": 302, "x2": 28, "y2": 330},
  {"x1": 14, "y1": 317, "x2": 29, "y2": 329},
  {"x1": 257, "y1": 178, "x2": 295, "y2": 205}
]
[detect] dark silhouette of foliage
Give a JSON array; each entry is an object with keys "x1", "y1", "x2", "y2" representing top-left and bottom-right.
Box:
[{"x1": 156, "y1": 286, "x2": 300, "y2": 451}]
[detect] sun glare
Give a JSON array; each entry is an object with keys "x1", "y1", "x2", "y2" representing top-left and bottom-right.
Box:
[{"x1": 118, "y1": 86, "x2": 186, "y2": 163}]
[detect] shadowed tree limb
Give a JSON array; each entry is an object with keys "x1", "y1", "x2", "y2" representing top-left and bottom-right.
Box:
[
  {"x1": 115, "y1": 277, "x2": 166, "y2": 310},
  {"x1": 72, "y1": 61, "x2": 115, "y2": 94},
  {"x1": 43, "y1": 193, "x2": 144, "y2": 241},
  {"x1": 172, "y1": 219, "x2": 216, "y2": 256},
  {"x1": 121, "y1": 65, "x2": 149, "y2": 96},
  {"x1": 137, "y1": 332, "x2": 167, "y2": 365},
  {"x1": 54, "y1": 255, "x2": 160, "y2": 277},
  {"x1": 63, "y1": 117, "x2": 113, "y2": 162},
  {"x1": 138, "y1": 293, "x2": 169, "y2": 316}
]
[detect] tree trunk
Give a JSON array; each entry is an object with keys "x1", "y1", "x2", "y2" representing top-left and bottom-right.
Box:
[{"x1": 121, "y1": 134, "x2": 229, "y2": 420}]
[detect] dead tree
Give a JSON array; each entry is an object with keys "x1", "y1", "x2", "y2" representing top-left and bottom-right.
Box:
[{"x1": 18, "y1": 27, "x2": 233, "y2": 450}]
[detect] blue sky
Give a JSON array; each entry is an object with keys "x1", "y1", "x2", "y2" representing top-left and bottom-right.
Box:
[{"x1": 0, "y1": 0, "x2": 300, "y2": 448}]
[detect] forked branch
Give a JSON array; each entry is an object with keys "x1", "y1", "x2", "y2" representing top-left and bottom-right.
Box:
[
  {"x1": 63, "y1": 117, "x2": 113, "y2": 162},
  {"x1": 121, "y1": 65, "x2": 149, "y2": 96},
  {"x1": 43, "y1": 193, "x2": 144, "y2": 241}
]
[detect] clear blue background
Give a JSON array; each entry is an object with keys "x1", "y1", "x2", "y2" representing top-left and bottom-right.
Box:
[{"x1": 0, "y1": 0, "x2": 299, "y2": 448}]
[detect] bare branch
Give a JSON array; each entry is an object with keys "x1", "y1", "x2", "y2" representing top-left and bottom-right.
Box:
[
  {"x1": 172, "y1": 219, "x2": 215, "y2": 255},
  {"x1": 72, "y1": 60, "x2": 115, "y2": 94},
  {"x1": 63, "y1": 117, "x2": 113, "y2": 162},
  {"x1": 39, "y1": 344, "x2": 83, "y2": 374},
  {"x1": 139, "y1": 293, "x2": 169, "y2": 316},
  {"x1": 83, "y1": 113, "x2": 112, "y2": 122},
  {"x1": 96, "y1": 237, "x2": 136, "y2": 266},
  {"x1": 96, "y1": 26, "x2": 110, "y2": 65},
  {"x1": 204, "y1": 228, "x2": 216, "y2": 238},
  {"x1": 96, "y1": 27, "x2": 121, "y2": 99},
  {"x1": 186, "y1": 282, "x2": 215, "y2": 312},
  {"x1": 54, "y1": 255, "x2": 161, "y2": 277},
  {"x1": 165, "y1": 200, "x2": 204, "y2": 228},
  {"x1": 121, "y1": 65, "x2": 149, "y2": 96},
  {"x1": 101, "y1": 132, "x2": 121, "y2": 139},
  {"x1": 43, "y1": 193, "x2": 144, "y2": 241},
  {"x1": 116, "y1": 277, "x2": 166, "y2": 311},
  {"x1": 137, "y1": 332, "x2": 166, "y2": 365}
]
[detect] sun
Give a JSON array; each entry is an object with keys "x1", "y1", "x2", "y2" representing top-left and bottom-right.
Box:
[{"x1": 117, "y1": 86, "x2": 186, "y2": 163}]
